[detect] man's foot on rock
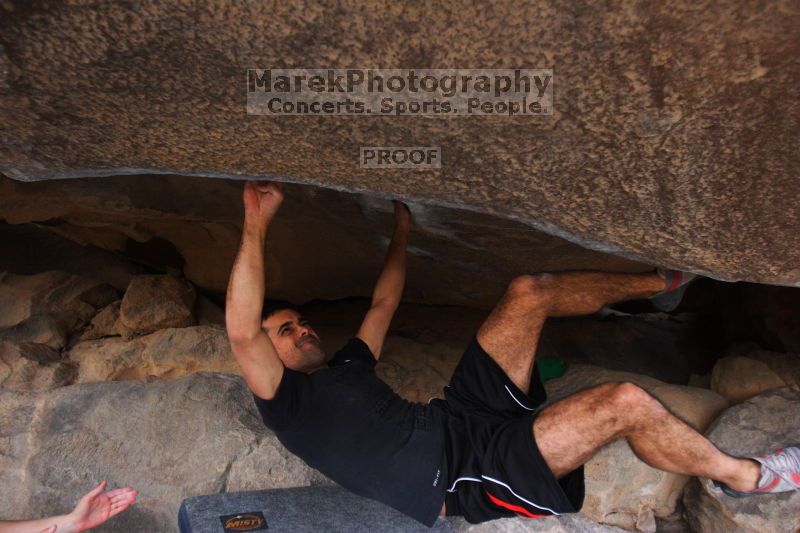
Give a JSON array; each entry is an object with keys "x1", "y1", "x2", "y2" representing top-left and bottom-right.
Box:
[
  {"x1": 714, "y1": 445, "x2": 800, "y2": 498},
  {"x1": 649, "y1": 269, "x2": 700, "y2": 312}
]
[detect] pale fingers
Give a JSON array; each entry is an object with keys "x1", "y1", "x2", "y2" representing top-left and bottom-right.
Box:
[
  {"x1": 84, "y1": 480, "x2": 108, "y2": 500},
  {"x1": 110, "y1": 501, "x2": 129, "y2": 511},
  {"x1": 107, "y1": 503, "x2": 131, "y2": 518},
  {"x1": 109, "y1": 492, "x2": 137, "y2": 505},
  {"x1": 105, "y1": 487, "x2": 136, "y2": 498}
]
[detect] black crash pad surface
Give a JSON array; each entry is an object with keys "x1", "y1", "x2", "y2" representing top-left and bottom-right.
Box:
[{"x1": 178, "y1": 486, "x2": 457, "y2": 532}]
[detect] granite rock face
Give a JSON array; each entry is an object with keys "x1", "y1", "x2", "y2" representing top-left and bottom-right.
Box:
[
  {"x1": 728, "y1": 345, "x2": 800, "y2": 392},
  {"x1": 119, "y1": 275, "x2": 197, "y2": 337},
  {"x1": 80, "y1": 300, "x2": 123, "y2": 341},
  {"x1": 0, "y1": 271, "x2": 118, "y2": 350},
  {"x1": 0, "y1": 341, "x2": 75, "y2": 391},
  {"x1": 0, "y1": 373, "x2": 313, "y2": 533},
  {"x1": 0, "y1": 271, "x2": 116, "y2": 390},
  {"x1": 710, "y1": 343, "x2": 800, "y2": 404},
  {"x1": 683, "y1": 388, "x2": 800, "y2": 533},
  {"x1": 68, "y1": 325, "x2": 239, "y2": 383},
  {"x1": 1, "y1": 2, "x2": 799, "y2": 286},
  {"x1": 710, "y1": 355, "x2": 792, "y2": 405}
]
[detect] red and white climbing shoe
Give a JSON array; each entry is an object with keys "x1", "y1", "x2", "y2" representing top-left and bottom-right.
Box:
[
  {"x1": 649, "y1": 269, "x2": 700, "y2": 312},
  {"x1": 714, "y1": 445, "x2": 800, "y2": 497}
]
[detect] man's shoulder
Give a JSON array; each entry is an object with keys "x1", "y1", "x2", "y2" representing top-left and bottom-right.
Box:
[{"x1": 328, "y1": 337, "x2": 378, "y2": 368}]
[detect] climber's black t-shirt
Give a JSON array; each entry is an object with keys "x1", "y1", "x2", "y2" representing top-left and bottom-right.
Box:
[{"x1": 252, "y1": 338, "x2": 448, "y2": 526}]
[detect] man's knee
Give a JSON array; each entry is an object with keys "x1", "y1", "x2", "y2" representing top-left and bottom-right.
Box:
[
  {"x1": 505, "y1": 274, "x2": 551, "y2": 303},
  {"x1": 605, "y1": 381, "x2": 664, "y2": 428}
]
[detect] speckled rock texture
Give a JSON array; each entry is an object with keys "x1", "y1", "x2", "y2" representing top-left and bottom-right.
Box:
[
  {"x1": 79, "y1": 300, "x2": 122, "y2": 341},
  {"x1": 1, "y1": 1, "x2": 798, "y2": 286},
  {"x1": 726, "y1": 344, "x2": 800, "y2": 391},
  {"x1": 0, "y1": 340, "x2": 75, "y2": 391},
  {"x1": 710, "y1": 355, "x2": 790, "y2": 404},
  {"x1": 709, "y1": 343, "x2": 800, "y2": 404},
  {"x1": 118, "y1": 274, "x2": 197, "y2": 337},
  {"x1": 0, "y1": 270, "x2": 116, "y2": 390},
  {"x1": 0, "y1": 271, "x2": 118, "y2": 350},
  {"x1": 68, "y1": 325, "x2": 239, "y2": 383},
  {"x1": 683, "y1": 388, "x2": 800, "y2": 533},
  {"x1": 0, "y1": 373, "x2": 326, "y2": 533}
]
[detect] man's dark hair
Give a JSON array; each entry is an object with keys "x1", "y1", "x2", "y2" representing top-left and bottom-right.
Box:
[{"x1": 261, "y1": 299, "x2": 300, "y2": 321}]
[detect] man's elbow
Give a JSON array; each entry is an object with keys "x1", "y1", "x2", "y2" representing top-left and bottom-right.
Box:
[
  {"x1": 370, "y1": 297, "x2": 400, "y2": 313},
  {"x1": 225, "y1": 318, "x2": 263, "y2": 345},
  {"x1": 227, "y1": 331, "x2": 259, "y2": 347}
]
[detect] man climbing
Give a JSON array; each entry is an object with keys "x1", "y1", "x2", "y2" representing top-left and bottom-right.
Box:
[{"x1": 225, "y1": 180, "x2": 800, "y2": 526}]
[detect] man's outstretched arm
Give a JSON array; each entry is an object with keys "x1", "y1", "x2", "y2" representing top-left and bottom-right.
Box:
[
  {"x1": 226, "y1": 181, "x2": 285, "y2": 400},
  {"x1": 357, "y1": 201, "x2": 411, "y2": 359}
]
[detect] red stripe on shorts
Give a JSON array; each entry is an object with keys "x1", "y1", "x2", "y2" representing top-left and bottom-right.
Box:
[{"x1": 485, "y1": 489, "x2": 549, "y2": 519}]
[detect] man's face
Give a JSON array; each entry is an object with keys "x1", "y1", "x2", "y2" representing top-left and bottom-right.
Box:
[{"x1": 262, "y1": 309, "x2": 326, "y2": 372}]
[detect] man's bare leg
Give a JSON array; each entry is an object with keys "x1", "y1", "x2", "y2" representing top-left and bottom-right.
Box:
[
  {"x1": 477, "y1": 271, "x2": 664, "y2": 393},
  {"x1": 533, "y1": 382, "x2": 762, "y2": 492},
  {"x1": 476, "y1": 271, "x2": 760, "y2": 493}
]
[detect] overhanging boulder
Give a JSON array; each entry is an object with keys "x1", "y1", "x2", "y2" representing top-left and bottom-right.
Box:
[{"x1": 0, "y1": 1, "x2": 798, "y2": 286}]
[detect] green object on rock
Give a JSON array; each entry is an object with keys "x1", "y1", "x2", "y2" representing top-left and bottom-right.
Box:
[{"x1": 537, "y1": 356, "x2": 567, "y2": 382}]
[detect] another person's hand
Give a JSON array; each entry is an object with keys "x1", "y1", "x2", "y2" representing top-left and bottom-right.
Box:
[
  {"x1": 0, "y1": 482, "x2": 136, "y2": 533},
  {"x1": 243, "y1": 181, "x2": 284, "y2": 223},
  {"x1": 63, "y1": 481, "x2": 137, "y2": 533},
  {"x1": 393, "y1": 200, "x2": 411, "y2": 233}
]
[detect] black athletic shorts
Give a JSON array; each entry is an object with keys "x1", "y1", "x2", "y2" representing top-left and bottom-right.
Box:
[{"x1": 437, "y1": 337, "x2": 584, "y2": 524}]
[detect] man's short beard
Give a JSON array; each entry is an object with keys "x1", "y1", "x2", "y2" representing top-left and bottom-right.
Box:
[
  {"x1": 297, "y1": 337, "x2": 326, "y2": 365},
  {"x1": 296, "y1": 335, "x2": 318, "y2": 347}
]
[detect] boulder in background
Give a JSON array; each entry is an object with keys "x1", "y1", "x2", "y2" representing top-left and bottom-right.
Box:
[
  {"x1": 69, "y1": 325, "x2": 237, "y2": 383},
  {"x1": 683, "y1": 387, "x2": 800, "y2": 533},
  {"x1": 710, "y1": 355, "x2": 788, "y2": 405},
  {"x1": 80, "y1": 300, "x2": 123, "y2": 341},
  {"x1": 118, "y1": 275, "x2": 196, "y2": 338},
  {"x1": 0, "y1": 270, "x2": 118, "y2": 350}
]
